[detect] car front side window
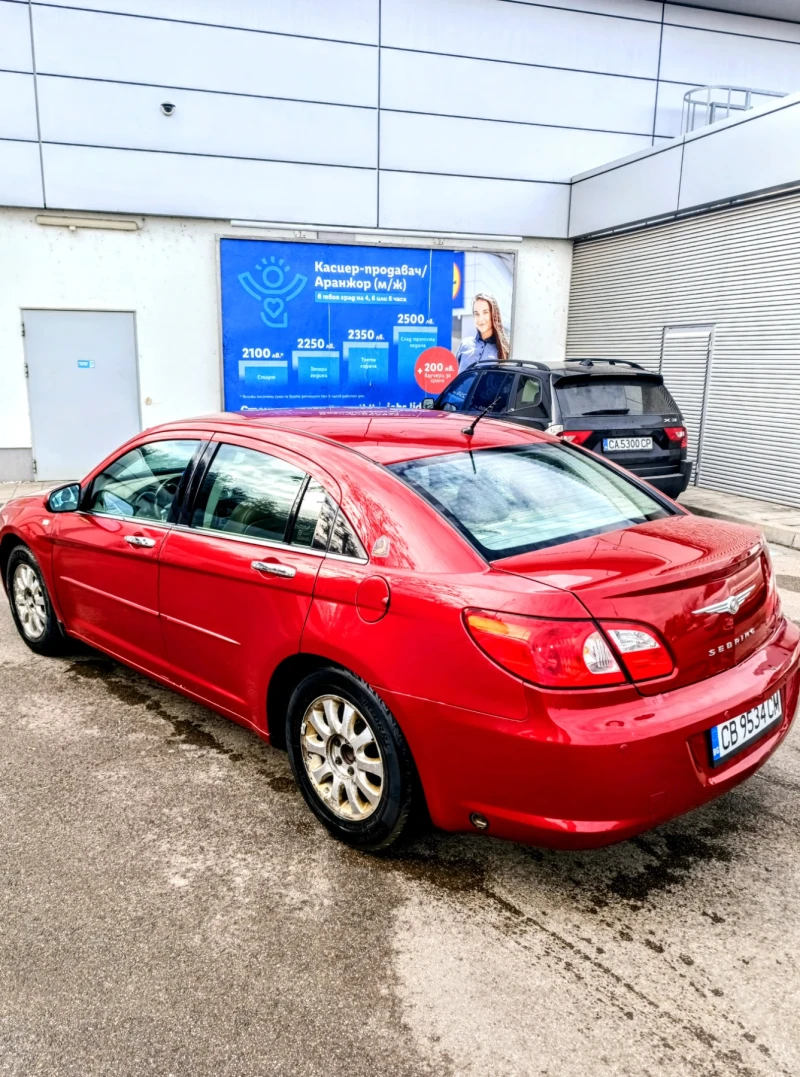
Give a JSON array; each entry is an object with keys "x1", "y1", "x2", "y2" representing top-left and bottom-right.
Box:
[
  {"x1": 437, "y1": 370, "x2": 479, "y2": 411},
  {"x1": 469, "y1": 371, "x2": 515, "y2": 413},
  {"x1": 85, "y1": 440, "x2": 200, "y2": 522}
]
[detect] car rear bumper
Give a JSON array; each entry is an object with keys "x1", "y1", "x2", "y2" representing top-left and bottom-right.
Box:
[
  {"x1": 633, "y1": 460, "x2": 693, "y2": 498},
  {"x1": 379, "y1": 616, "x2": 800, "y2": 850}
]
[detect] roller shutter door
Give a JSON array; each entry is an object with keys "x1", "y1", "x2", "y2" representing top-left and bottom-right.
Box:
[
  {"x1": 567, "y1": 191, "x2": 800, "y2": 508},
  {"x1": 659, "y1": 326, "x2": 712, "y2": 481}
]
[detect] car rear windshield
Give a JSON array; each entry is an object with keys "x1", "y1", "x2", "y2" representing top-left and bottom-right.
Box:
[
  {"x1": 555, "y1": 376, "x2": 678, "y2": 417},
  {"x1": 388, "y1": 443, "x2": 671, "y2": 559}
]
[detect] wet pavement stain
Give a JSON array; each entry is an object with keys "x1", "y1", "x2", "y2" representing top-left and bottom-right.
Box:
[
  {"x1": 67, "y1": 657, "x2": 245, "y2": 760},
  {"x1": 603, "y1": 817, "x2": 744, "y2": 905}
]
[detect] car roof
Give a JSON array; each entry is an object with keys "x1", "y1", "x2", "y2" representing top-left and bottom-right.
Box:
[{"x1": 149, "y1": 408, "x2": 548, "y2": 465}]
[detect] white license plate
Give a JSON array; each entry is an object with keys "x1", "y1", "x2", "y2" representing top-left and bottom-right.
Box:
[
  {"x1": 708, "y1": 690, "x2": 783, "y2": 767},
  {"x1": 603, "y1": 437, "x2": 653, "y2": 452}
]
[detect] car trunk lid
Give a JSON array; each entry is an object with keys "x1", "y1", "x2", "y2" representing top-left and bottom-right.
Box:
[{"x1": 494, "y1": 516, "x2": 778, "y2": 694}]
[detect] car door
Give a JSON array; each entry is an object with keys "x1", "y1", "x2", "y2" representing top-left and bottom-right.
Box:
[
  {"x1": 52, "y1": 436, "x2": 203, "y2": 675},
  {"x1": 158, "y1": 435, "x2": 340, "y2": 724}
]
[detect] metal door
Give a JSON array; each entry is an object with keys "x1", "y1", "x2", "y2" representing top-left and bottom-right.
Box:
[
  {"x1": 22, "y1": 310, "x2": 140, "y2": 480},
  {"x1": 659, "y1": 326, "x2": 712, "y2": 485}
]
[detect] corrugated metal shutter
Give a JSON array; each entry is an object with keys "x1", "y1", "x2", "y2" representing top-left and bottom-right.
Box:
[
  {"x1": 659, "y1": 327, "x2": 712, "y2": 478},
  {"x1": 567, "y1": 191, "x2": 800, "y2": 508}
]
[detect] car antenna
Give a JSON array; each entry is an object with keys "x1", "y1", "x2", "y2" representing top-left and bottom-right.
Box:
[{"x1": 462, "y1": 395, "x2": 502, "y2": 437}]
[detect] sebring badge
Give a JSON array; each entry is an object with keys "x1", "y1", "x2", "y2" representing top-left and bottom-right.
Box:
[{"x1": 693, "y1": 585, "x2": 755, "y2": 617}]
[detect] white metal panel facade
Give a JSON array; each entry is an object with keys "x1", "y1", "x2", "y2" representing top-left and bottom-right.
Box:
[
  {"x1": 42, "y1": 144, "x2": 378, "y2": 227},
  {"x1": 1, "y1": 1, "x2": 799, "y2": 233},
  {"x1": 0, "y1": 0, "x2": 32, "y2": 71},
  {"x1": 569, "y1": 145, "x2": 684, "y2": 237},
  {"x1": 379, "y1": 171, "x2": 570, "y2": 236},
  {"x1": 0, "y1": 140, "x2": 43, "y2": 207},
  {"x1": 567, "y1": 192, "x2": 800, "y2": 507},
  {"x1": 38, "y1": 0, "x2": 380, "y2": 43},
  {"x1": 379, "y1": 49, "x2": 659, "y2": 134},
  {"x1": 36, "y1": 76, "x2": 377, "y2": 169},
  {"x1": 0, "y1": 72, "x2": 38, "y2": 142},
  {"x1": 380, "y1": 0, "x2": 663, "y2": 78},
  {"x1": 32, "y1": 5, "x2": 378, "y2": 107},
  {"x1": 380, "y1": 111, "x2": 650, "y2": 184}
]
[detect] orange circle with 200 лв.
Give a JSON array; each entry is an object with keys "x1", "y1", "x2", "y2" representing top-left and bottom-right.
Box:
[{"x1": 414, "y1": 347, "x2": 458, "y2": 394}]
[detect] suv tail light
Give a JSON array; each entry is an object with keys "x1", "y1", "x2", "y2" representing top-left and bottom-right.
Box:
[
  {"x1": 464, "y1": 610, "x2": 625, "y2": 688},
  {"x1": 664, "y1": 426, "x2": 688, "y2": 449},
  {"x1": 602, "y1": 621, "x2": 674, "y2": 680},
  {"x1": 560, "y1": 430, "x2": 592, "y2": 446}
]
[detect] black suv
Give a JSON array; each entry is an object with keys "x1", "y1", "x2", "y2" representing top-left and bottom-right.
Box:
[{"x1": 425, "y1": 358, "x2": 692, "y2": 499}]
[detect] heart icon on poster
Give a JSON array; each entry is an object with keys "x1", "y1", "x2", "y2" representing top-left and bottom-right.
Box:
[{"x1": 263, "y1": 298, "x2": 284, "y2": 320}]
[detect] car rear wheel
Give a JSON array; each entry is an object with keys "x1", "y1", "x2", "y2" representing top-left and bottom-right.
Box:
[
  {"x1": 6, "y1": 545, "x2": 67, "y2": 656},
  {"x1": 286, "y1": 668, "x2": 417, "y2": 851}
]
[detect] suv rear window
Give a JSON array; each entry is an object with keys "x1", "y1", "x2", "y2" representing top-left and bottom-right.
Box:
[
  {"x1": 389, "y1": 443, "x2": 670, "y2": 559},
  {"x1": 556, "y1": 376, "x2": 678, "y2": 417}
]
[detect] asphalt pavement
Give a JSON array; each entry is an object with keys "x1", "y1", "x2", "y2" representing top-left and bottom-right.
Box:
[{"x1": 1, "y1": 547, "x2": 799, "y2": 1077}]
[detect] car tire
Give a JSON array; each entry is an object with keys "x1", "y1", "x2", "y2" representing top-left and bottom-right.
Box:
[
  {"x1": 6, "y1": 545, "x2": 68, "y2": 656},
  {"x1": 286, "y1": 667, "x2": 418, "y2": 852}
]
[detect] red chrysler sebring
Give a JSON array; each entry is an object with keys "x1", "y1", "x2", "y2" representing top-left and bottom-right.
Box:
[{"x1": 1, "y1": 411, "x2": 797, "y2": 851}]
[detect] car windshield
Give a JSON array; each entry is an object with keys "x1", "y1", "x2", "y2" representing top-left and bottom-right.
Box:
[
  {"x1": 388, "y1": 443, "x2": 671, "y2": 559},
  {"x1": 556, "y1": 376, "x2": 678, "y2": 417}
]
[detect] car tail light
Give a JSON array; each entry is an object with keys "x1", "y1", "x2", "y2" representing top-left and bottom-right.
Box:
[
  {"x1": 560, "y1": 430, "x2": 592, "y2": 446},
  {"x1": 664, "y1": 426, "x2": 688, "y2": 449},
  {"x1": 602, "y1": 622, "x2": 674, "y2": 680},
  {"x1": 464, "y1": 610, "x2": 625, "y2": 688}
]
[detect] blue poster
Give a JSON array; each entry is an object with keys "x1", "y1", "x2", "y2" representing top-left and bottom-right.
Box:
[{"x1": 220, "y1": 238, "x2": 459, "y2": 410}]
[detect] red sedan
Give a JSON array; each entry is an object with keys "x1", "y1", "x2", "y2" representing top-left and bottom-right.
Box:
[{"x1": 2, "y1": 411, "x2": 797, "y2": 851}]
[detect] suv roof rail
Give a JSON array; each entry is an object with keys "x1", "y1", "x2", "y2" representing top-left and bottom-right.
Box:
[
  {"x1": 475, "y1": 358, "x2": 551, "y2": 371},
  {"x1": 564, "y1": 357, "x2": 647, "y2": 371}
]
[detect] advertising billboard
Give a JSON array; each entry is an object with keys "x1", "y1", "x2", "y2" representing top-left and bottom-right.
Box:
[{"x1": 219, "y1": 238, "x2": 513, "y2": 411}]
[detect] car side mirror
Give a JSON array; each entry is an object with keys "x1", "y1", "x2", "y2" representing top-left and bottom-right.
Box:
[
  {"x1": 47, "y1": 483, "x2": 81, "y2": 513},
  {"x1": 421, "y1": 398, "x2": 435, "y2": 410}
]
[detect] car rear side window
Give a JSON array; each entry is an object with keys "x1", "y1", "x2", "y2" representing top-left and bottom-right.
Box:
[
  {"x1": 556, "y1": 376, "x2": 678, "y2": 417},
  {"x1": 86, "y1": 439, "x2": 199, "y2": 522},
  {"x1": 510, "y1": 376, "x2": 547, "y2": 417},
  {"x1": 389, "y1": 443, "x2": 671, "y2": 559},
  {"x1": 191, "y1": 444, "x2": 306, "y2": 542}
]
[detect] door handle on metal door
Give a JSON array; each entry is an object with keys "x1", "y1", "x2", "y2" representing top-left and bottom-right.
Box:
[
  {"x1": 251, "y1": 560, "x2": 296, "y2": 578},
  {"x1": 125, "y1": 535, "x2": 156, "y2": 548}
]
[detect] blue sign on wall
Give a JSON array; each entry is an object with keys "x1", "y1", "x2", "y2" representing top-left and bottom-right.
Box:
[{"x1": 220, "y1": 238, "x2": 458, "y2": 411}]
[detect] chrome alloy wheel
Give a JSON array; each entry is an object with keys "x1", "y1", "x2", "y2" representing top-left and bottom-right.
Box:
[
  {"x1": 12, "y1": 563, "x2": 47, "y2": 641},
  {"x1": 300, "y1": 694, "x2": 385, "y2": 820}
]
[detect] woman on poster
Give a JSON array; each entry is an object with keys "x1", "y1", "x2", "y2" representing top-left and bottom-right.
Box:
[{"x1": 456, "y1": 292, "x2": 510, "y2": 372}]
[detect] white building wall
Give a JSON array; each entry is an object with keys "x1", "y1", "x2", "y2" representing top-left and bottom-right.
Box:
[
  {"x1": 569, "y1": 89, "x2": 800, "y2": 236},
  {"x1": 0, "y1": 208, "x2": 571, "y2": 476},
  {"x1": 3, "y1": 0, "x2": 800, "y2": 236}
]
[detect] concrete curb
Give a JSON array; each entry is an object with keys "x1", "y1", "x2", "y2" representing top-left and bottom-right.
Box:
[{"x1": 683, "y1": 502, "x2": 800, "y2": 550}]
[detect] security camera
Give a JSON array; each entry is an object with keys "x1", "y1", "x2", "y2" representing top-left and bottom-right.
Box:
[{"x1": 160, "y1": 102, "x2": 176, "y2": 116}]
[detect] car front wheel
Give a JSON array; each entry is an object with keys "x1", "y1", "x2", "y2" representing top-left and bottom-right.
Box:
[
  {"x1": 6, "y1": 545, "x2": 67, "y2": 656},
  {"x1": 286, "y1": 667, "x2": 417, "y2": 851}
]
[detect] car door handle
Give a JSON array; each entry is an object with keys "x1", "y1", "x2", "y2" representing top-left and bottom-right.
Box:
[
  {"x1": 125, "y1": 535, "x2": 156, "y2": 548},
  {"x1": 251, "y1": 560, "x2": 296, "y2": 578}
]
